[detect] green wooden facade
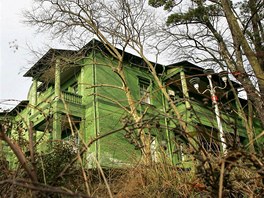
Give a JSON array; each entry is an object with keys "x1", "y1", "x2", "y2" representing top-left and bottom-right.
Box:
[{"x1": 1, "y1": 39, "x2": 262, "y2": 168}]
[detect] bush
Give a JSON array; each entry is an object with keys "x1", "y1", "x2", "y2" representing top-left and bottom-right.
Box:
[{"x1": 35, "y1": 141, "x2": 79, "y2": 185}]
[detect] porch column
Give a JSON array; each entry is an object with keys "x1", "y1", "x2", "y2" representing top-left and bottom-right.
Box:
[
  {"x1": 52, "y1": 112, "x2": 62, "y2": 140},
  {"x1": 32, "y1": 79, "x2": 38, "y2": 113},
  {"x1": 54, "y1": 58, "x2": 61, "y2": 100},
  {"x1": 180, "y1": 70, "x2": 191, "y2": 110},
  {"x1": 180, "y1": 70, "x2": 197, "y2": 161},
  {"x1": 53, "y1": 58, "x2": 62, "y2": 140}
]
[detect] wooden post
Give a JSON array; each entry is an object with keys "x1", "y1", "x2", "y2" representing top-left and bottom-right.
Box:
[
  {"x1": 31, "y1": 79, "x2": 38, "y2": 114},
  {"x1": 53, "y1": 112, "x2": 62, "y2": 140},
  {"x1": 55, "y1": 58, "x2": 61, "y2": 100},
  {"x1": 53, "y1": 58, "x2": 62, "y2": 140},
  {"x1": 180, "y1": 70, "x2": 191, "y2": 110}
]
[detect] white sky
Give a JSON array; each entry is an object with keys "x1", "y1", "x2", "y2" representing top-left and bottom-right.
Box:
[
  {"x1": 0, "y1": 0, "x2": 248, "y2": 112},
  {"x1": 0, "y1": 0, "x2": 164, "y2": 111},
  {"x1": 0, "y1": 0, "x2": 55, "y2": 110}
]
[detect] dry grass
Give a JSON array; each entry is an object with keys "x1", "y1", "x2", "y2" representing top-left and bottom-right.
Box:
[
  {"x1": 1, "y1": 156, "x2": 263, "y2": 197},
  {"x1": 1, "y1": 142, "x2": 263, "y2": 197},
  {"x1": 114, "y1": 164, "x2": 205, "y2": 198}
]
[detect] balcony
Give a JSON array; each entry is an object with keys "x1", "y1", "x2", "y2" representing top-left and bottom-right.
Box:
[
  {"x1": 30, "y1": 90, "x2": 84, "y2": 127},
  {"x1": 61, "y1": 90, "x2": 82, "y2": 105}
]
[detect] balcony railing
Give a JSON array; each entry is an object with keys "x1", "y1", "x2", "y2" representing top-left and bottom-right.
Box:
[{"x1": 62, "y1": 91, "x2": 82, "y2": 104}]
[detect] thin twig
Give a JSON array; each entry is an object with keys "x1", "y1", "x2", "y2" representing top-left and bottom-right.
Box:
[
  {"x1": 218, "y1": 159, "x2": 225, "y2": 198},
  {"x1": 56, "y1": 125, "x2": 127, "y2": 178},
  {"x1": 0, "y1": 124, "x2": 38, "y2": 182},
  {"x1": 92, "y1": 155, "x2": 113, "y2": 198},
  {"x1": 0, "y1": 179, "x2": 92, "y2": 198}
]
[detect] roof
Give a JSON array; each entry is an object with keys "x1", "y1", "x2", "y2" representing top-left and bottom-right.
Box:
[
  {"x1": 167, "y1": 60, "x2": 203, "y2": 70},
  {"x1": 166, "y1": 60, "x2": 242, "y2": 89},
  {"x1": 0, "y1": 100, "x2": 29, "y2": 116},
  {"x1": 80, "y1": 39, "x2": 165, "y2": 72},
  {"x1": 23, "y1": 39, "x2": 164, "y2": 79},
  {"x1": 23, "y1": 39, "x2": 241, "y2": 89},
  {"x1": 23, "y1": 49, "x2": 77, "y2": 78}
]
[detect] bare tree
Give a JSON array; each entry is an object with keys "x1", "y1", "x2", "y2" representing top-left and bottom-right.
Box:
[
  {"x1": 23, "y1": 0, "x2": 199, "y2": 164},
  {"x1": 1, "y1": 0, "x2": 263, "y2": 196},
  {"x1": 147, "y1": 0, "x2": 264, "y2": 153},
  {"x1": 23, "y1": 0, "x2": 264, "y2": 157}
]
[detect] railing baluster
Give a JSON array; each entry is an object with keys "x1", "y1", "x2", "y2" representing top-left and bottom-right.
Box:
[{"x1": 61, "y1": 91, "x2": 82, "y2": 104}]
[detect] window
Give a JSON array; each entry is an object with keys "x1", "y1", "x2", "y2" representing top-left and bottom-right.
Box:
[
  {"x1": 197, "y1": 125, "x2": 221, "y2": 154},
  {"x1": 61, "y1": 116, "x2": 81, "y2": 145},
  {"x1": 68, "y1": 82, "x2": 78, "y2": 94},
  {"x1": 167, "y1": 86, "x2": 183, "y2": 103},
  {"x1": 139, "y1": 77, "x2": 151, "y2": 104},
  {"x1": 168, "y1": 89, "x2": 175, "y2": 100},
  {"x1": 151, "y1": 136, "x2": 158, "y2": 162},
  {"x1": 173, "y1": 127, "x2": 189, "y2": 162}
]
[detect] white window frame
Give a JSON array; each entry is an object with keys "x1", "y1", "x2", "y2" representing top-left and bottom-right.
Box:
[{"x1": 139, "y1": 77, "x2": 151, "y2": 104}]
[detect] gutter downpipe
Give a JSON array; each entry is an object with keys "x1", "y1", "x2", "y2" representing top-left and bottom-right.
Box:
[
  {"x1": 161, "y1": 65, "x2": 174, "y2": 164},
  {"x1": 92, "y1": 41, "x2": 99, "y2": 161}
]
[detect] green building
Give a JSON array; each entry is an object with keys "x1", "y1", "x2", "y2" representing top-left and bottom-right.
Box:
[{"x1": 1, "y1": 39, "x2": 262, "y2": 168}]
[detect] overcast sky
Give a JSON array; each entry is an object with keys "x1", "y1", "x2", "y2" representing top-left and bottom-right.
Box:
[
  {"x1": 0, "y1": 1, "x2": 157, "y2": 110},
  {"x1": 0, "y1": 0, "x2": 55, "y2": 110},
  {"x1": 0, "y1": 1, "x2": 172, "y2": 111}
]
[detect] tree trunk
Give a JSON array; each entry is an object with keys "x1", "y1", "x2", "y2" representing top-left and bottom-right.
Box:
[{"x1": 220, "y1": 0, "x2": 264, "y2": 127}]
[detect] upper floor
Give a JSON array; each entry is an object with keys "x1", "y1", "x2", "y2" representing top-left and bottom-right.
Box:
[{"x1": 2, "y1": 39, "x2": 262, "y2": 148}]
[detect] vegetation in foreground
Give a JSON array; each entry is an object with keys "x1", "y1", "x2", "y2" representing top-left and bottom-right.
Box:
[{"x1": 0, "y1": 141, "x2": 263, "y2": 198}]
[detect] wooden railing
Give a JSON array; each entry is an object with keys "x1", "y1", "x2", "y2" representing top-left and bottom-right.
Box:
[{"x1": 61, "y1": 91, "x2": 82, "y2": 104}]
